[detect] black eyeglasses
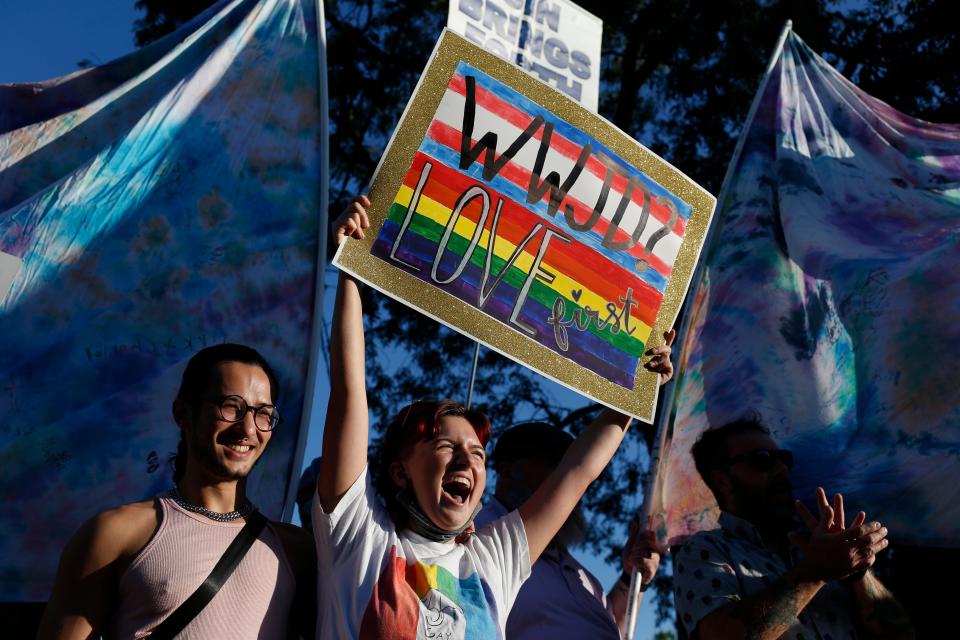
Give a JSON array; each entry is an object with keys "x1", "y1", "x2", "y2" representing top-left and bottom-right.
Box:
[
  {"x1": 725, "y1": 449, "x2": 794, "y2": 472},
  {"x1": 205, "y1": 395, "x2": 281, "y2": 431}
]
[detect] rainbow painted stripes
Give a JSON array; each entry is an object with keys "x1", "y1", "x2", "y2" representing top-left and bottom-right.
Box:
[
  {"x1": 359, "y1": 546, "x2": 497, "y2": 639},
  {"x1": 372, "y1": 62, "x2": 690, "y2": 389}
]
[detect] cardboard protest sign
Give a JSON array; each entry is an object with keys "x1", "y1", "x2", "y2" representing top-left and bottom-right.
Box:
[
  {"x1": 334, "y1": 30, "x2": 714, "y2": 422},
  {"x1": 447, "y1": 0, "x2": 602, "y2": 110},
  {"x1": 516, "y1": 0, "x2": 602, "y2": 111},
  {"x1": 447, "y1": 0, "x2": 524, "y2": 63}
]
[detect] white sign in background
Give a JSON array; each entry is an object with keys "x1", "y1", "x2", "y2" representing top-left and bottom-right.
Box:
[
  {"x1": 0, "y1": 251, "x2": 22, "y2": 304},
  {"x1": 447, "y1": 0, "x2": 602, "y2": 111},
  {"x1": 447, "y1": 0, "x2": 525, "y2": 63}
]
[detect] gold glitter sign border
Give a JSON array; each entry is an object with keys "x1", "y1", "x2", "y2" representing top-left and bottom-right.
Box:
[{"x1": 334, "y1": 29, "x2": 715, "y2": 423}]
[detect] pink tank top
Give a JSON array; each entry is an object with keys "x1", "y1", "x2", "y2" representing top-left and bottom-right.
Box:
[{"x1": 108, "y1": 493, "x2": 297, "y2": 639}]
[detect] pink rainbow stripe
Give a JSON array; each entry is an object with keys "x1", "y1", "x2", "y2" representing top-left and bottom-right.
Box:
[
  {"x1": 447, "y1": 73, "x2": 687, "y2": 237},
  {"x1": 428, "y1": 119, "x2": 674, "y2": 279}
]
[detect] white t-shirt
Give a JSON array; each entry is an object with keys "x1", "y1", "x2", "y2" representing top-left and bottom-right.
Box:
[{"x1": 314, "y1": 467, "x2": 531, "y2": 639}]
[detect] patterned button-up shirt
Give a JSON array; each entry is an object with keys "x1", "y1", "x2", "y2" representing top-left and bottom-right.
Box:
[{"x1": 673, "y1": 512, "x2": 859, "y2": 640}]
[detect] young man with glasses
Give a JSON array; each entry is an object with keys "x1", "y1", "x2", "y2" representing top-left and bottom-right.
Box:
[
  {"x1": 38, "y1": 344, "x2": 315, "y2": 639},
  {"x1": 673, "y1": 418, "x2": 913, "y2": 640}
]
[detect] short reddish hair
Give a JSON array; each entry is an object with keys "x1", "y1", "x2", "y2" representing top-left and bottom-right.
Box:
[{"x1": 374, "y1": 399, "x2": 492, "y2": 527}]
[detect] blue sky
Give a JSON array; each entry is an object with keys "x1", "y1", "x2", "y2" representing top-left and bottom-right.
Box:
[
  {"x1": 0, "y1": 1, "x2": 140, "y2": 83},
  {"x1": 0, "y1": 1, "x2": 666, "y2": 635}
]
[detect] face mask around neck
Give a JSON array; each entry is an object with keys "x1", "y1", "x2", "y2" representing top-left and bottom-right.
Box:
[{"x1": 395, "y1": 487, "x2": 482, "y2": 543}]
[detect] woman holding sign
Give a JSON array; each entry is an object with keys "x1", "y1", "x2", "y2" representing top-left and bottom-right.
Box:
[{"x1": 314, "y1": 195, "x2": 674, "y2": 639}]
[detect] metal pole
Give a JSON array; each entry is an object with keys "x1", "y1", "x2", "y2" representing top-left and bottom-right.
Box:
[
  {"x1": 623, "y1": 19, "x2": 794, "y2": 639},
  {"x1": 465, "y1": 342, "x2": 481, "y2": 409},
  {"x1": 624, "y1": 385, "x2": 675, "y2": 638},
  {"x1": 281, "y1": 0, "x2": 331, "y2": 522}
]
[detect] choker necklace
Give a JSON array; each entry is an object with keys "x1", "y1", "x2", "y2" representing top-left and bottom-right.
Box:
[{"x1": 170, "y1": 487, "x2": 256, "y2": 522}]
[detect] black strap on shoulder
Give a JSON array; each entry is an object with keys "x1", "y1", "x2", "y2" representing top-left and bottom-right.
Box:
[{"x1": 149, "y1": 510, "x2": 269, "y2": 639}]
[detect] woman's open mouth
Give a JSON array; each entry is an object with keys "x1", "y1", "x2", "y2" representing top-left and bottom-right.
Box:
[{"x1": 441, "y1": 476, "x2": 472, "y2": 506}]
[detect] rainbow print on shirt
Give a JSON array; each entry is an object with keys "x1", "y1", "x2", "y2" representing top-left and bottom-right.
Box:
[
  {"x1": 359, "y1": 545, "x2": 498, "y2": 639},
  {"x1": 370, "y1": 61, "x2": 692, "y2": 390}
]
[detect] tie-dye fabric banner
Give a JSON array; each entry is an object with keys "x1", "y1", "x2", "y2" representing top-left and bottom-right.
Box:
[
  {"x1": 336, "y1": 30, "x2": 714, "y2": 422},
  {"x1": 652, "y1": 31, "x2": 960, "y2": 547},
  {"x1": 0, "y1": 0, "x2": 326, "y2": 599}
]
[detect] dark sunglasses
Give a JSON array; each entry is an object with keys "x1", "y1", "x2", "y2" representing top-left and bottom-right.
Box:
[{"x1": 725, "y1": 449, "x2": 794, "y2": 472}]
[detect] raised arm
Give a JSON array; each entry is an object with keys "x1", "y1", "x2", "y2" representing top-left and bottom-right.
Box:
[
  {"x1": 517, "y1": 329, "x2": 675, "y2": 563},
  {"x1": 518, "y1": 408, "x2": 631, "y2": 563},
  {"x1": 317, "y1": 196, "x2": 371, "y2": 512}
]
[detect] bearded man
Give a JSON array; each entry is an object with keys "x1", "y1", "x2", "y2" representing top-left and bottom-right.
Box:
[{"x1": 673, "y1": 417, "x2": 913, "y2": 640}]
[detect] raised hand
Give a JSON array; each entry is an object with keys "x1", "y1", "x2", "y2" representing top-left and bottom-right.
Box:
[
  {"x1": 788, "y1": 487, "x2": 888, "y2": 583},
  {"x1": 643, "y1": 329, "x2": 676, "y2": 384},
  {"x1": 333, "y1": 195, "x2": 370, "y2": 245}
]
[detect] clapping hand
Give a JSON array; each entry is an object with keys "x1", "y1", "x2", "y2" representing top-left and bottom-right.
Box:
[{"x1": 788, "y1": 487, "x2": 888, "y2": 583}]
